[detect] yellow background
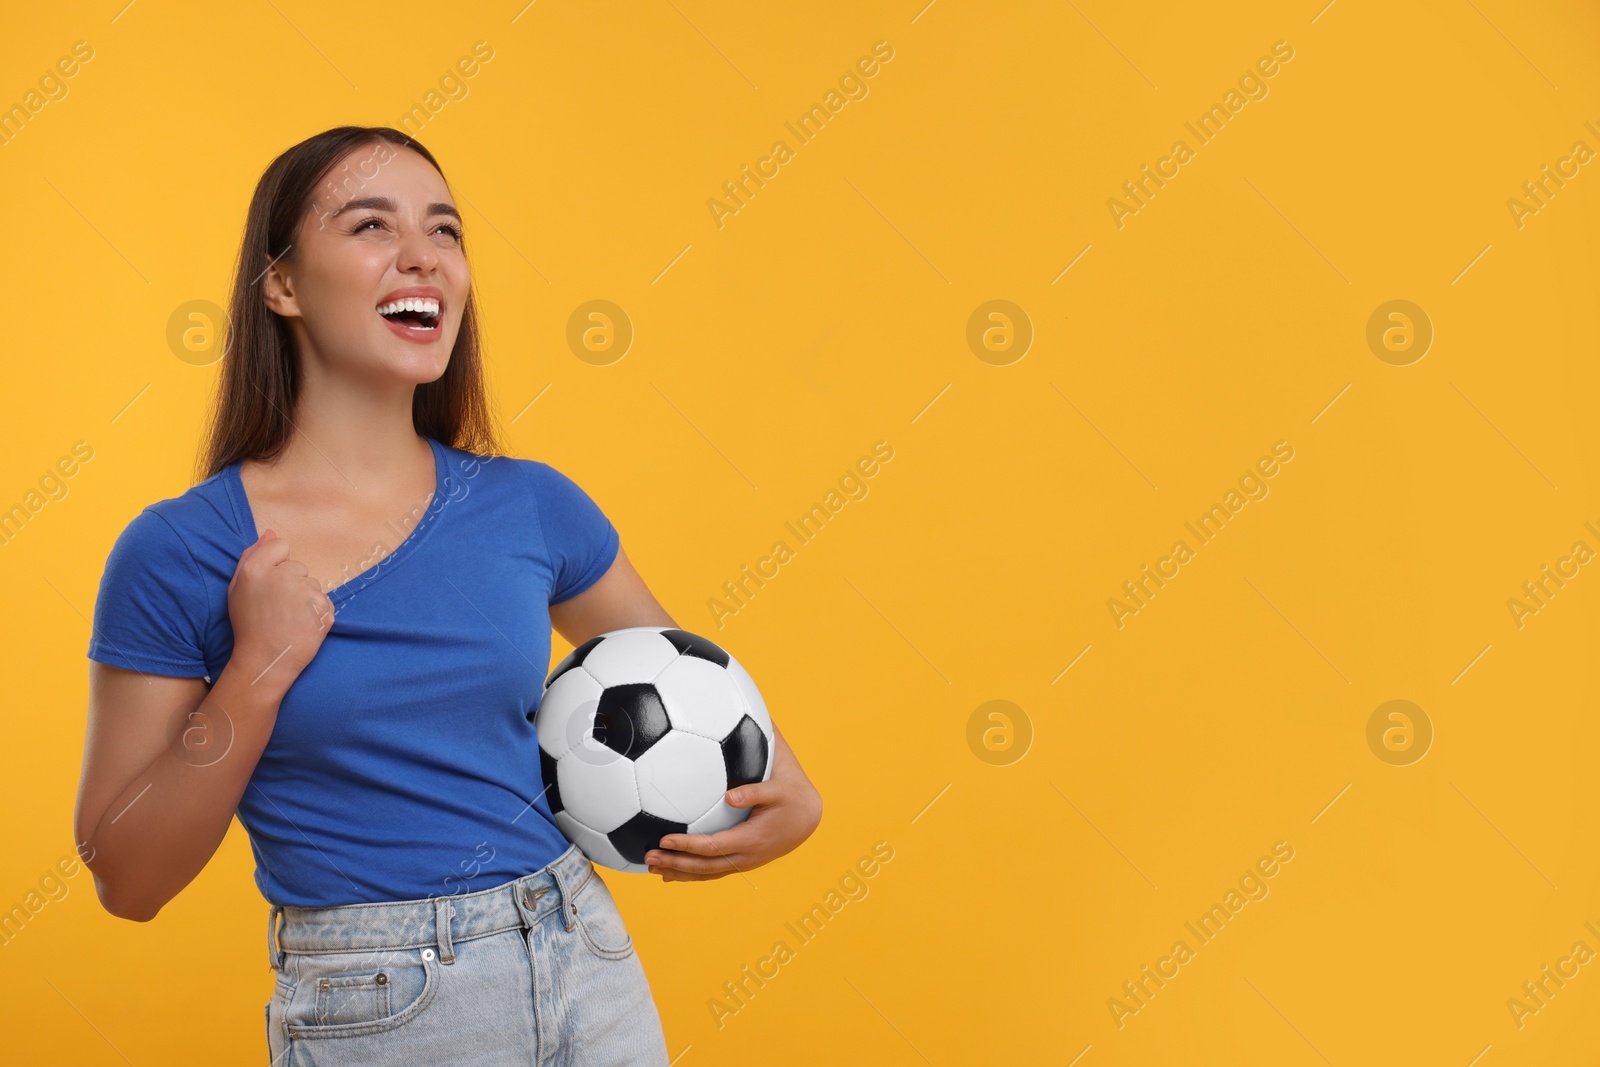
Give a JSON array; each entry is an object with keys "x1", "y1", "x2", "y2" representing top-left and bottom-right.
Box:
[{"x1": 7, "y1": 0, "x2": 1600, "y2": 1063}]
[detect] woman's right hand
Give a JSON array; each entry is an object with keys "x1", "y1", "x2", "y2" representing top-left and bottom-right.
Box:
[{"x1": 226, "y1": 529, "x2": 335, "y2": 692}]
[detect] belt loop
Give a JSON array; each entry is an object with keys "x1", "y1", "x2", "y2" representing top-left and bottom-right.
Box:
[
  {"x1": 434, "y1": 897, "x2": 457, "y2": 964},
  {"x1": 551, "y1": 859, "x2": 579, "y2": 933},
  {"x1": 267, "y1": 904, "x2": 284, "y2": 971}
]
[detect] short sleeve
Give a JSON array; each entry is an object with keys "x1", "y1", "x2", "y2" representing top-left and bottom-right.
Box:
[
  {"x1": 86, "y1": 508, "x2": 210, "y2": 677},
  {"x1": 528, "y1": 461, "x2": 621, "y2": 605}
]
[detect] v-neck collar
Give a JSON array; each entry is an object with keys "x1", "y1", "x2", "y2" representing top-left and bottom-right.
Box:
[{"x1": 224, "y1": 435, "x2": 448, "y2": 604}]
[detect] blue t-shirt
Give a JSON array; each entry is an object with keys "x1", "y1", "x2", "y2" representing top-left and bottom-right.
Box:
[{"x1": 85, "y1": 435, "x2": 621, "y2": 908}]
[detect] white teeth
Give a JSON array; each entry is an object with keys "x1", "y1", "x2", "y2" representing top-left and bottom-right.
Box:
[{"x1": 377, "y1": 297, "x2": 441, "y2": 317}]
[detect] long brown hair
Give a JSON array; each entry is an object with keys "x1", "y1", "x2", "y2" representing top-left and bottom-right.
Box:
[{"x1": 196, "y1": 126, "x2": 503, "y2": 483}]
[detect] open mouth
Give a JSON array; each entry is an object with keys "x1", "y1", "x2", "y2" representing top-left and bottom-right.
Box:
[{"x1": 376, "y1": 298, "x2": 441, "y2": 332}]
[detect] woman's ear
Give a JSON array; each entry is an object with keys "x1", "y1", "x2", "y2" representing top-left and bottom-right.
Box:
[{"x1": 261, "y1": 257, "x2": 298, "y2": 318}]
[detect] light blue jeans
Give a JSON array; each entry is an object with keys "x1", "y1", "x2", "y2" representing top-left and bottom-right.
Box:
[{"x1": 264, "y1": 842, "x2": 669, "y2": 1065}]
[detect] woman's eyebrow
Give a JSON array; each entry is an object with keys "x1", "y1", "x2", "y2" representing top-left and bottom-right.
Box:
[{"x1": 329, "y1": 195, "x2": 462, "y2": 223}]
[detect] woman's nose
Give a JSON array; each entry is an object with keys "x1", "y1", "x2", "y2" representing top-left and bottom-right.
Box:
[{"x1": 396, "y1": 226, "x2": 440, "y2": 270}]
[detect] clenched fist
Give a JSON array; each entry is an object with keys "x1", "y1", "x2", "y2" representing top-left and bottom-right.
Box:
[{"x1": 226, "y1": 529, "x2": 335, "y2": 694}]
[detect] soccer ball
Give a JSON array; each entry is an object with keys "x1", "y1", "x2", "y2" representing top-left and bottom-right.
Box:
[{"x1": 534, "y1": 627, "x2": 775, "y2": 873}]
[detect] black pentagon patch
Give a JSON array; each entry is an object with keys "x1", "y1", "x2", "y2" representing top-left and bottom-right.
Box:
[
  {"x1": 608, "y1": 810, "x2": 688, "y2": 865},
  {"x1": 660, "y1": 628, "x2": 730, "y2": 668},
  {"x1": 539, "y1": 746, "x2": 563, "y2": 815},
  {"x1": 722, "y1": 714, "x2": 768, "y2": 787},
  {"x1": 546, "y1": 635, "x2": 603, "y2": 688},
  {"x1": 593, "y1": 683, "x2": 671, "y2": 760}
]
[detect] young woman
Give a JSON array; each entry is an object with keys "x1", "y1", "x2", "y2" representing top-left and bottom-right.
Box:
[{"x1": 74, "y1": 125, "x2": 822, "y2": 1064}]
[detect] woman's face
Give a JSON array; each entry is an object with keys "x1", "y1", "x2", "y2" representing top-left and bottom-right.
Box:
[{"x1": 264, "y1": 144, "x2": 468, "y2": 383}]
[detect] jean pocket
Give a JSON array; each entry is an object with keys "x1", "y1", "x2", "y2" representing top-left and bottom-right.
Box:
[
  {"x1": 284, "y1": 945, "x2": 441, "y2": 1040},
  {"x1": 571, "y1": 869, "x2": 636, "y2": 960}
]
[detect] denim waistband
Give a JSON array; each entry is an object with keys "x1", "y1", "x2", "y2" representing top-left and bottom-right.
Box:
[{"x1": 267, "y1": 842, "x2": 593, "y2": 970}]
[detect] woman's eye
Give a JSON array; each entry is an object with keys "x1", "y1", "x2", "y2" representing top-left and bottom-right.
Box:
[{"x1": 351, "y1": 217, "x2": 460, "y2": 240}]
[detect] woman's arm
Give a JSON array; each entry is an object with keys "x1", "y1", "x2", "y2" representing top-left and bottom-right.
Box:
[
  {"x1": 79, "y1": 527, "x2": 335, "y2": 919},
  {"x1": 76, "y1": 661, "x2": 289, "y2": 920},
  {"x1": 549, "y1": 546, "x2": 822, "y2": 881},
  {"x1": 548, "y1": 545, "x2": 678, "y2": 642}
]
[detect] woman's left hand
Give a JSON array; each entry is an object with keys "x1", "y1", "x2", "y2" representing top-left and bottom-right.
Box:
[{"x1": 645, "y1": 723, "x2": 821, "y2": 881}]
